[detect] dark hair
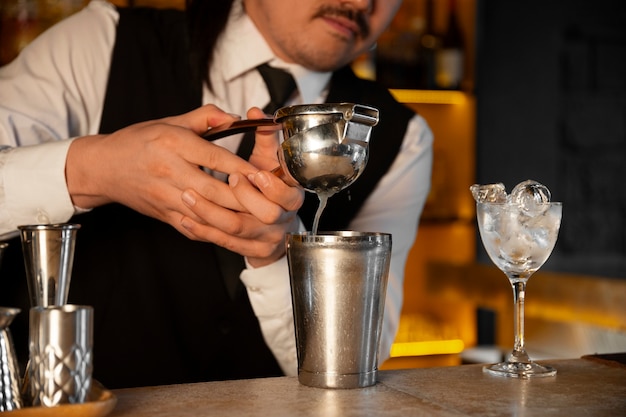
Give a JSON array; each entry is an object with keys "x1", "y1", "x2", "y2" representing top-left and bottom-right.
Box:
[{"x1": 186, "y1": 0, "x2": 237, "y2": 91}]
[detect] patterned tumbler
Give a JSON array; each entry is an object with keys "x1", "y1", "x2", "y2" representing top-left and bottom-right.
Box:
[{"x1": 28, "y1": 305, "x2": 93, "y2": 407}]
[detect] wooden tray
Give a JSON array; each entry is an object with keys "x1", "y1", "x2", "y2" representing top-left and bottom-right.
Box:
[{"x1": 5, "y1": 381, "x2": 117, "y2": 417}]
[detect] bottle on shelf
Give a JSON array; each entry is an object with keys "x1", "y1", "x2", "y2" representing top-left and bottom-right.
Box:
[
  {"x1": 0, "y1": 0, "x2": 40, "y2": 65},
  {"x1": 373, "y1": 14, "x2": 425, "y2": 89},
  {"x1": 0, "y1": 0, "x2": 89, "y2": 66},
  {"x1": 417, "y1": 0, "x2": 441, "y2": 89},
  {"x1": 435, "y1": 0, "x2": 465, "y2": 90}
]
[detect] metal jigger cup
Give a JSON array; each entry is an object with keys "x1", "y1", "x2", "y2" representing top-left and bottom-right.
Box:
[
  {"x1": 286, "y1": 231, "x2": 392, "y2": 389},
  {"x1": 17, "y1": 223, "x2": 81, "y2": 405},
  {"x1": 18, "y1": 224, "x2": 80, "y2": 307}
]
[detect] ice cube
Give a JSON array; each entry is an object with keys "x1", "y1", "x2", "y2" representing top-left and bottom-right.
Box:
[
  {"x1": 510, "y1": 180, "x2": 551, "y2": 213},
  {"x1": 470, "y1": 183, "x2": 508, "y2": 203}
]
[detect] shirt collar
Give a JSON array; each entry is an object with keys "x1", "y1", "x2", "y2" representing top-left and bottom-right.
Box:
[{"x1": 214, "y1": 1, "x2": 333, "y2": 104}]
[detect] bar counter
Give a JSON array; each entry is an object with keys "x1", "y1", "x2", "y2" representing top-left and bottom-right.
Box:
[{"x1": 108, "y1": 355, "x2": 625, "y2": 416}]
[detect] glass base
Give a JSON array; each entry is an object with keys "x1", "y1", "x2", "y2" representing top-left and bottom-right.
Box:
[{"x1": 483, "y1": 361, "x2": 557, "y2": 378}]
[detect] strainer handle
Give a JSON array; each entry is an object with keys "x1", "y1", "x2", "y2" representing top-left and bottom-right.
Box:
[{"x1": 201, "y1": 118, "x2": 279, "y2": 141}]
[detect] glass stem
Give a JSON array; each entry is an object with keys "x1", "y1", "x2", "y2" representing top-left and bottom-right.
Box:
[{"x1": 509, "y1": 280, "x2": 530, "y2": 363}]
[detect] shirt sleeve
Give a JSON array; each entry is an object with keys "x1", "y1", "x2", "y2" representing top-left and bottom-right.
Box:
[
  {"x1": 0, "y1": 1, "x2": 117, "y2": 235},
  {"x1": 240, "y1": 113, "x2": 433, "y2": 373},
  {"x1": 0, "y1": 140, "x2": 76, "y2": 234},
  {"x1": 240, "y1": 256, "x2": 298, "y2": 376},
  {"x1": 238, "y1": 217, "x2": 306, "y2": 376}
]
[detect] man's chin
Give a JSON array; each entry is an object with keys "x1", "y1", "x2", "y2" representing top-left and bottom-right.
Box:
[{"x1": 295, "y1": 49, "x2": 355, "y2": 72}]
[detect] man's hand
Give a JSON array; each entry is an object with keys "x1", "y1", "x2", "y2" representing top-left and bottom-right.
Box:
[
  {"x1": 66, "y1": 104, "x2": 260, "y2": 237},
  {"x1": 179, "y1": 107, "x2": 305, "y2": 267}
]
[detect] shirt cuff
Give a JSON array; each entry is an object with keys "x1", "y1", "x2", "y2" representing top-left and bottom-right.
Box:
[
  {"x1": 239, "y1": 218, "x2": 306, "y2": 317},
  {"x1": 240, "y1": 255, "x2": 292, "y2": 318},
  {"x1": 3, "y1": 140, "x2": 76, "y2": 228}
]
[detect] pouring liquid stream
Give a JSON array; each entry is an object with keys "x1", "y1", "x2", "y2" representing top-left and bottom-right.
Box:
[
  {"x1": 309, "y1": 174, "x2": 354, "y2": 235},
  {"x1": 311, "y1": 192, "x2": 332, "y2": 236}
]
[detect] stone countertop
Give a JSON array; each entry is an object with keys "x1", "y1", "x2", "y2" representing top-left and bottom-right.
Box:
[{"x1": 109, "y1": 355, "x2": 626, "y2": 416}]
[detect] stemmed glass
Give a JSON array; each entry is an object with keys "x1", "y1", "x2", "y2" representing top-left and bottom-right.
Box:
[{"x1": 476, "y1": 199, "x2": 562, "y2": 378}]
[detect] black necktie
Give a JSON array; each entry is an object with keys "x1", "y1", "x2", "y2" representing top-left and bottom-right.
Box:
[
  {"x1": 219, "y1": 65, "x2": 296, "y2": 301},
  {"x1": 236, "y1": 64, "x2": 297, "y2": 160}
]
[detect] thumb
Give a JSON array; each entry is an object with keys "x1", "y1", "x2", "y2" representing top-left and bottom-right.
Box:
[{"x1": 247, "y1": 107, "x2": 281, "y2": 170}]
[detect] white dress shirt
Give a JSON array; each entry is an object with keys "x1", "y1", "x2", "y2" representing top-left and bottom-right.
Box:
[{"x1": 0, "y1": 0, "x2": 433, "y2": 375}]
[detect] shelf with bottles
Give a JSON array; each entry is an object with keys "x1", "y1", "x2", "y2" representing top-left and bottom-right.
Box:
[
  {"x1": 354, "y1": 0, "x2": 476, "y2": 94},
  {"x1": 0, "y1": 0, "x2": 190, "y2": 65},
  {"x1": 0, "y1": 0, "x2": 90, "y2": 65}
]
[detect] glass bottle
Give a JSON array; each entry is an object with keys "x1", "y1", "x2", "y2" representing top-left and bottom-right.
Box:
[
  {"x1": 418, "y1": 0, "x2": 441, "y2": 89},
  {"x1": 435, "y1": 0, "x2": 465, "y2": 90}
]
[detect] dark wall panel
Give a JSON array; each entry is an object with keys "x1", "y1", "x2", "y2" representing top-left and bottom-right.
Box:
[{"x1": 475, "y1": 0, "x2": 626, "y2": 278}]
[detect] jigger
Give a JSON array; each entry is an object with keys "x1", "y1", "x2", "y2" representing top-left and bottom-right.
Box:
[
  {"x1": 18, "y1": 224, "x2": 80, "y2": 307},
  {"x1": 203, "y1": 103, "x2": 379, "y2": 194}
]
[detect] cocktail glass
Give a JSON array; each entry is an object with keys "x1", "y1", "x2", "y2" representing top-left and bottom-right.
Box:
[{"x1": 476, "y1": 201, "x2": 562, "y2": 377}]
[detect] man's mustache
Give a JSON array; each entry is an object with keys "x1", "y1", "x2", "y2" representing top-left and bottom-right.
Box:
[{"x1": 314, "y1": 5, "x2": 371, "y2": 39}]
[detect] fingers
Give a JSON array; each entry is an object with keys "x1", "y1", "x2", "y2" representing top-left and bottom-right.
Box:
[
  {"x1": 183, "y1": 135, "x2": 259, "y2": 177},
  {"x1": 246, "y1": 107, "x2": 267, "y2": 119},
  {"x1": 181, "y1": 171, "x2": 302, "y2": 231},
  {"x1": 163, "y1": 104, "x2": 239, "y2": 135},
  {"x1": 179, "y1": 185, "x2": 289, "y2": 258},
  {"x1": 72, "y1": 103, "x2": 302, "y2": 266},
  {"x1": 244, "y1": 107, "x2": 282, "y2": 171},
  {"x1": 180, "y1": 179, "x2": 245, "y2": 213},
  {"x1": 229, "y1": 173, "x2": 285, "y2": 224},
  {"x1": 178, "y1": 170, "x2": 303, "y2": 263},
  {"x1": 244, "y1": 171, "x2": 304, "y2": 214},
  {"x1": 165, "y1": 106, "x2": 270, "y2": 178},
  {"x1": 178, "y1": 213, "x2": 288, "y2": 262},
  {"x1": 123, "y1": 124, "x2": 250, "y2": 212},
  {"x1": 180, "y1": 188, "x2": 245, "y2": 231}
]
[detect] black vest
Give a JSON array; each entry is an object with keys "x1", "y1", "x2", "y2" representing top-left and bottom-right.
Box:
[{"x1": 0, "y1": 7, "x2": 414, "y2": 389}]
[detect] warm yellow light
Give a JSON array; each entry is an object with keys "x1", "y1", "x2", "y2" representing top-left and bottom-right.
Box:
[
  {"x1": 390, "y1": 89, "x2": 467, "y2": 105},
  {"x1": 390, "y1": 339, "x2": 465, "y2": 357},
  {"x1": 525, "y1": 303, "x2": 624, "y2": 330}
]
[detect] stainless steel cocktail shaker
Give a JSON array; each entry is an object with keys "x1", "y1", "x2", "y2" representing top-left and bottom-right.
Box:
[{"x1": 286, "y1": 231, "x2": 392, "y2": 389}]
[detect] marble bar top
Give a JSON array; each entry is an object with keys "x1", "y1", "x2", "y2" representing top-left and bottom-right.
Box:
[{"x1": 109, "y1": 355, "x2": 626, "y2": 416}]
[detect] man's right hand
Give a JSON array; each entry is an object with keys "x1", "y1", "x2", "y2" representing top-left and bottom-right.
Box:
[{"x1": 65, "y1": 104, "x2": 261, "y2": 236}]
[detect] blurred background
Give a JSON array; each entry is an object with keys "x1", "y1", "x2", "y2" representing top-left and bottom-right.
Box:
[{"x1": 2, "y1": 0, "x2": 625, "y2": 369}]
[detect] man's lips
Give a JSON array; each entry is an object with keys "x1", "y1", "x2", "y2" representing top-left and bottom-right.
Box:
[
  {"x1": 322, "y1": 14, "x2": 362, "y2": 38},
  {"x1": 312, "y1": 5, "x2": 371, "y2": 39}
]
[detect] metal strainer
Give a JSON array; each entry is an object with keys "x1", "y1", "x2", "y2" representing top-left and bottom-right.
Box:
[{"x1": 202, "y1": 103, "x2": 379, "y2": 193}]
